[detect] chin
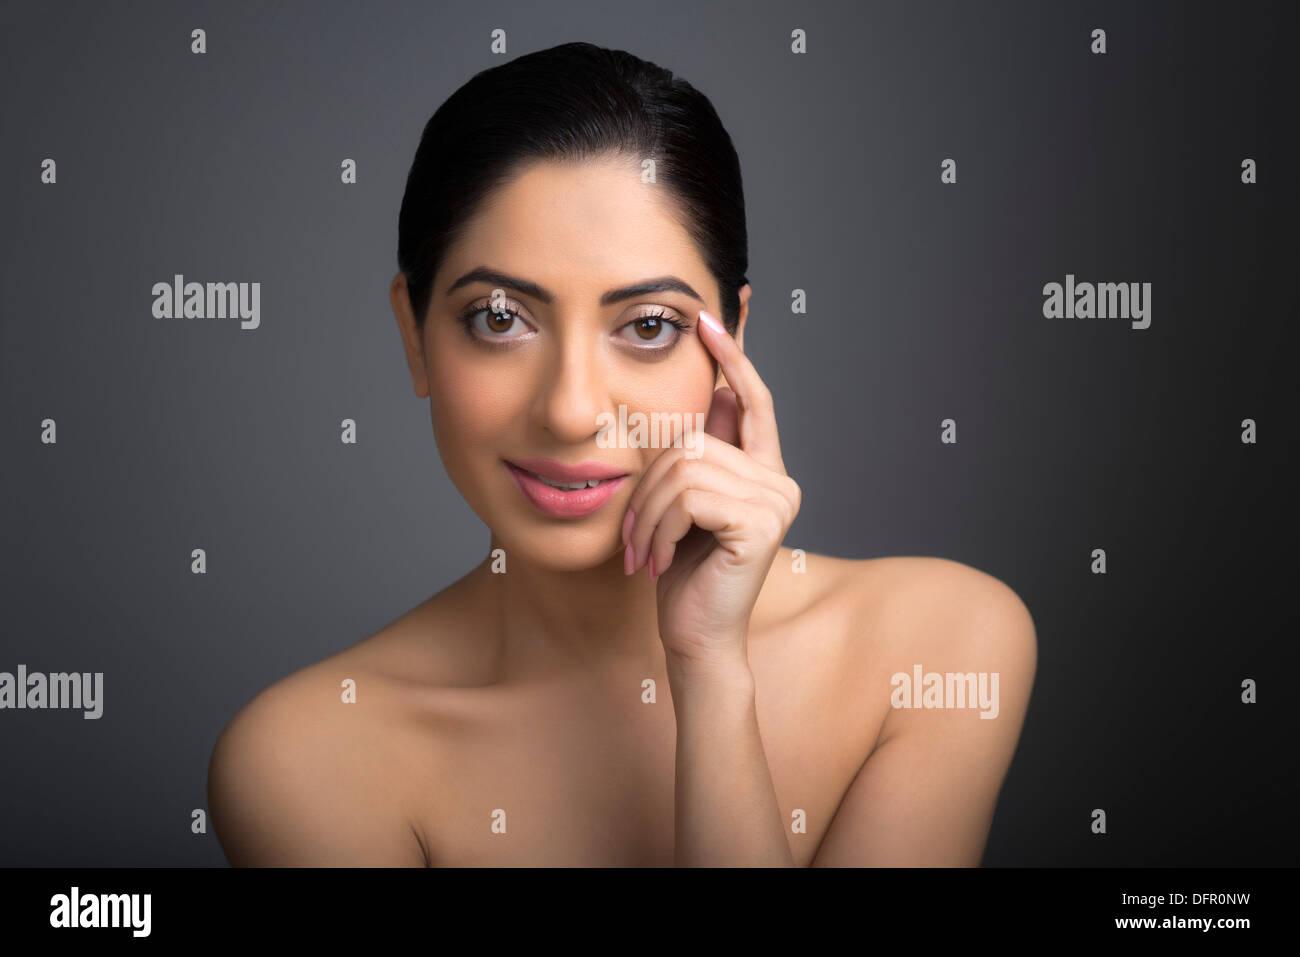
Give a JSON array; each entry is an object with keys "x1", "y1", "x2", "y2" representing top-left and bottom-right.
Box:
[{"x1": 480, "y1": 515, "x2": 620, "y2": 571}]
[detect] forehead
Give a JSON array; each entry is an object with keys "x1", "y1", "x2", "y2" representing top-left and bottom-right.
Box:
[{"x1": 443, "y1": 156, "x2": 708, "y2": 300}]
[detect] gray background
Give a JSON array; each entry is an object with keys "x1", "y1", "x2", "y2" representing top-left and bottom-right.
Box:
[{"x1": 1, "y1": 0, "x2": 1294, "y2": 865}]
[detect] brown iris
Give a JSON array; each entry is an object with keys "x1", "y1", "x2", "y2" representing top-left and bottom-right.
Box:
[
  {"x1": 485, "y1": 309, "x2": 515, "y2": 333},
  {"x1": 633, "y1": 317, "x2": 663, "y2": 340}
]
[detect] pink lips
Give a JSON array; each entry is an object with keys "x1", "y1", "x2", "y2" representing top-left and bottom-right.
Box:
[{"x1": 504, "y1": 458, "x2": 629, "y2": 519}]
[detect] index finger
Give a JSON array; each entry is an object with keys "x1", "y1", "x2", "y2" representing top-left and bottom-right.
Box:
[{"x1": 696, "y1": 309, "x2": 786, "y2": 474}]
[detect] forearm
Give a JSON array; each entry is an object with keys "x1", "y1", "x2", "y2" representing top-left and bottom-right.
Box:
[{"x1": 667, "y1": 651, "x2": 795, "y2": 867}]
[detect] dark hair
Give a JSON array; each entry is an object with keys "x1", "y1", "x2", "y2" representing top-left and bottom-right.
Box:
[{"x1": 396, "y1": 41, "x2": 749, "y2": 334}]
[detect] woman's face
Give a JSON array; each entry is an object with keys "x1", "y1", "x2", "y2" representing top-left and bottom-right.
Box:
[{"x1": 391, "y1": 154, "x2": 750, "y2": 571}]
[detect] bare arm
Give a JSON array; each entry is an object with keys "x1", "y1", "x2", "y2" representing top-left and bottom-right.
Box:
[
  {"x1": 811, "y1": 563, "x2": 1038, "y2": 866},
  {"x1": 668, "y1": 648, "x2": 795, "y2": 867},
  {"x1": 207, "y1": 674, "x2": 428, "y2": 867}
]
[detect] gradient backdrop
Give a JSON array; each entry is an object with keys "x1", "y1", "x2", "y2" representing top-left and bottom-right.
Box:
[{"x1": 1, "y1": 0, "x2": 1294, "y2": 865}]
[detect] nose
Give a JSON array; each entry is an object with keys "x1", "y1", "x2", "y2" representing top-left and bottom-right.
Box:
[{"x1": 528, "y1": 327, "x2": 613, "y2": 445}]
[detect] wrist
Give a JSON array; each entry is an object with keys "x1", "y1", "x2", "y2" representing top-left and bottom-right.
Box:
[{"x1": 665, "y1": 649, "x2": 755, "y2": 697}]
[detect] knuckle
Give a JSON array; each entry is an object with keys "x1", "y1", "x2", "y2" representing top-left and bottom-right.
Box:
[
  {"x1": 758, "y1": 505, "x2": 784, "y2": 542},
  {"x1": 667, "y1": 453, "x2": 699, "y2": 483},
  {"x1": 784, "y1": 476, "x2": 802, "y2": 513}
]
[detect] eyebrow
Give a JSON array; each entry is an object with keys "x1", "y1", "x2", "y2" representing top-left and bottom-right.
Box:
[{"x1": 445, "y1": 267, "x2": 706, "y2": 307}]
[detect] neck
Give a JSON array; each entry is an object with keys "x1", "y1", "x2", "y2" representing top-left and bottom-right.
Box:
[{"x1": 467, "y1": 532, "x2": 666, "y2": 682}]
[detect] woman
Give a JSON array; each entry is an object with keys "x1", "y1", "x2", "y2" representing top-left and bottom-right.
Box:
[{"x1": 207, "y1": 41, "x2": 1036, "y2": 867}]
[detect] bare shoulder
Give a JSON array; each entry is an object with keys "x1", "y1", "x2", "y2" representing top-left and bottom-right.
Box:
[
  {"x1": 760, "y1": 548, "x2": 1035, "y2": 686},
  {"x1": 833, "y1": 555, "x2": 1037, "y2": 711},
  {"x1": 799, "y1": 554, "x2": 1038, "y2": 865},
  {"x1": 862, "y1": 555, "x2": 1037, "y2": 682},
  {"x1": 207, "y1": 622, "x2": 436, "y2": 867}
]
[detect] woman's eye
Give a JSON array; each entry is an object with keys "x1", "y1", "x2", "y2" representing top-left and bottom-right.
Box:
[
  {"x1": 618, "y1": 314, "x2": 681, "y2": 349},
  {"x1": 466, "y1": 306, "x2": 531, "y2": 339}
]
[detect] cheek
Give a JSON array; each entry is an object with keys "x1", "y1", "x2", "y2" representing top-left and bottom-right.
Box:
[
  {"x1": 624, "y1": 350, "x2": 717, "y2": 465},
  {"x1": 642, "y1": 345, "x2": 716, "y2": 410},
  {"x1": 425, "y1": 341, "x2": 523, "y2": 472}
]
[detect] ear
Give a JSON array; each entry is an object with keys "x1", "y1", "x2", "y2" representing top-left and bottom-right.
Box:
[
  {"x1": 390, "y1": 272, "x2": 430, "y2": 398},
  {"x1": 734, "y1": 282, "x2": 752, "y2": 352},
  {"x1": 715, "y1": 283, "x2": 752, "y2": 389}
]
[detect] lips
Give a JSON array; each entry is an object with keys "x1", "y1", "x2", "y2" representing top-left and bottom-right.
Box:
[
  {"x1": 504, "y1": 458, "x2": 629, "y2": 519},
  {"x1": 506, "y1": 457, "x2": 629, "y2": 483}
]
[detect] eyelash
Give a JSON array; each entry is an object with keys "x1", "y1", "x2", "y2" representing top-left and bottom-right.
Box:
[{"x1": 454, "y1": 301, "x2": 692, "y2": 353}]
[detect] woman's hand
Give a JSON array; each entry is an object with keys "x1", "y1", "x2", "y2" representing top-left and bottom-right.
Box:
[{"x1": 621, "y1": 309, "x2": 801, "y2": 675}]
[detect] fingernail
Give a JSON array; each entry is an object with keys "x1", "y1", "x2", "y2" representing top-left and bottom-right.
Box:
[
  {"x1": 621, "y1": 507, "x2": 635, "y2": 546},
  {"x1": 698, "y1": 310, "x2": 725, "y2": 335},
  {"x1": 624, "y1": 543, "x2": 634, "y2": 575}
]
